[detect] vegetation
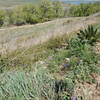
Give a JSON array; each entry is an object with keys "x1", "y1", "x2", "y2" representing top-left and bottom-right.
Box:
[
  {"x1": 0, "y1": 0, "x2": 100, "y2": 99},
  {"x1": 0, "y1": 24, "x2": 100, "y2": 99},
  {"x1": 69, "y1": 3, "x2": 100, "y2": 17},
  {"x1": 0, "y1": 1, "x2": 100, "y2": 27},
  {"x1": 0, "y1": 0, "x2": 64, "y2": 27},
  {"x1": 0, "y1": 10, "x2": 5, "y2": 26},
  {"x1": 77, "y1": 25, "x2": 100, "y2": 45},
  {"x1": 0, "y1": 68, "x2": 55, "y2": 100}
]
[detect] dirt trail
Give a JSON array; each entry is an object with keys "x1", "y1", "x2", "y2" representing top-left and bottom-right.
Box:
[{"x1": 0, "y1": 13, "x2": 100, "y2": 53}]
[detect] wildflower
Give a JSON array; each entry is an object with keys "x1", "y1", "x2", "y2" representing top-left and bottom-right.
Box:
[{"x1": 72, "y1": 96, "x2": 75, "y2": 100}]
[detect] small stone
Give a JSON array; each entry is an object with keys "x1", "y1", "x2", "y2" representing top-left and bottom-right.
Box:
[{"x1": 65, "y1": 58, "x2": 70, "y2": 61}]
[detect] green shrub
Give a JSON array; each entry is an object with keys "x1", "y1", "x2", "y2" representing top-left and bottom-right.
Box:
[
  {"x1": 68, "y1": 37, "x2": 98, "y2": 64},
  {"x1": 22, "y1": 4, "x2": 42, "y2": 24},
  {"x1": 39, "y1": 0, "x2": 55, "y2": 21},
  {"x1": 77, "y1": 25, "x2": 100, "y2": 45},
  {"x1": 10, "y1": 7, "x2": 26, "y2": 25},
  {"x1": 69, "y1": 3, "x2": 100, "y2": 17},
  {"x1": 53, "y1": 1, "x2": 64, "y2": 17},
  {"x1": 67, "y1": 38, "x2": 85, "y2": 57},
  {"x1": 0, "y1": 10, "x2": 5, "y2": 27}
]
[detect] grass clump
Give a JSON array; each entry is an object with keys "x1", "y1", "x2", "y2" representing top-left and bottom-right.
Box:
[{"x1": 0, "y1": 67, "x2": 55, "y2": 100}]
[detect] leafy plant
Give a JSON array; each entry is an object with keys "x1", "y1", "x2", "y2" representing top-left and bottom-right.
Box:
[
  {"x1": 67, "y1": 38, "x2": 85, "y2": 57},
  {"x1": 77, "y1": 25, "x2": 100, "y2": 45}
]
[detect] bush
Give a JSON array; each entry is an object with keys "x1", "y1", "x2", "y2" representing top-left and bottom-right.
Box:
[
  {"x1": 0, "y1": 10, "x2": 5, "y2": 27},
  {"x1": 39, "y1": 0, "x2": 55, "y2": 21},
  {"x1": 53, "y1": 1, "x2": 64, "y2": 17},
  {"x1": 10, "y1": 7, "x2": 26, "y2": 25},
  {"x1": 69, "y1": 3, "x2": 100, "y2": 17},
  {"x1": 22, "y1": 4, "x2": 42, "y2": 24},
  {"x1": 68, "y1": 37, "x2": 98, "y2": 64}
]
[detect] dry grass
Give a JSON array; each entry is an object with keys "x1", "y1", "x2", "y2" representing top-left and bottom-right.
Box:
[
  {"x1": 0, "y1": 17, "x2": 79, "y2": 53},
  {"x1": 0, "y1": 13, "x2": 100, "y2": 53}
]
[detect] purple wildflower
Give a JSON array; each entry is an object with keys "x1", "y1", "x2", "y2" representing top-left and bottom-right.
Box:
[{"x1": 72, "y1": 96, "x2": 75, "y2": 100}]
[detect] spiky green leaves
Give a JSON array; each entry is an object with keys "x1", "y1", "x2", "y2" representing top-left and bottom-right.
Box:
[{"x1": 77, "y1": 25, "x2": 100, "y2": 45}]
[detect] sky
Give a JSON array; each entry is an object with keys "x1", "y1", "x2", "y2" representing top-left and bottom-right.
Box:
[{"x1": 60, "y1": 0, "x2": 100, "y2": 1}]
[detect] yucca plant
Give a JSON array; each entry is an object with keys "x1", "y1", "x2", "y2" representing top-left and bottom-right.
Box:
[{"x1": 77, "y1": 25, "x2": 100, "y2": 45}]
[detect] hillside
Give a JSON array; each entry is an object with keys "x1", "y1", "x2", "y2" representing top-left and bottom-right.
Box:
[
  {"x1": 0, "y1": 0, "x2": 100, "y2": 98},
  {"x1": 0, "y1": 13, "x2": 100, "y2": 53},
  {"x1": 0, "y1": 10, "x2": 99, "y2": 100},
  {"x1": 0, "y1": 0, "x2": 40, "y2": 8}
]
